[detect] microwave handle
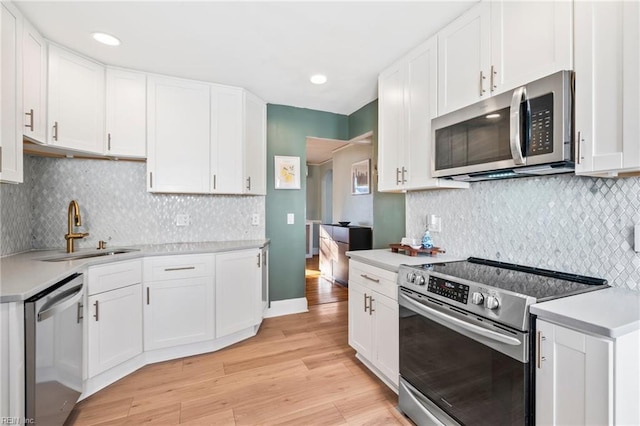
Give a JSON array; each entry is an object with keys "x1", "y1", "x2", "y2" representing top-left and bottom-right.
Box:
[{"x1": 510, "y1": 86, "x2": 528, "y2": 165}]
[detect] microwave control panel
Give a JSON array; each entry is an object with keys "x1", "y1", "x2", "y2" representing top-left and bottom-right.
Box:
[
  {"x1": 528, "y1": 93, "x2": 554, "y2": 156},
  {"x1": 428, "y1": 276, "x2": 469, "y2": 304}
]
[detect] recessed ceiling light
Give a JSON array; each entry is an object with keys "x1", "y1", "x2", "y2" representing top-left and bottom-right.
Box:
[
  {"x1": 310, "y1": 74, "x2": 327, "y2": 85},
  {"x1": 92, "y1": 32, "x2": 121, "y2": 46}
]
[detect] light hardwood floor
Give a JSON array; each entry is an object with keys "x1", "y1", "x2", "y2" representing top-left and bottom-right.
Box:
[
  {"x1": 68, "y1": 295, "x2": 409, "y2": 425},
  {"x1": 306, "y1": 255, "x2": 348, "y2": 306}
]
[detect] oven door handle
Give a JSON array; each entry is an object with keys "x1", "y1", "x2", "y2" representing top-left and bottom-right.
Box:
[{"x1": 399, "y1": 293, "x2": 522, "y2": 347}]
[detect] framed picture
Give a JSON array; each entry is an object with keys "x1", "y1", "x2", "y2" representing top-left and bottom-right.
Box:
[
  {"x1": 351, "y1": 159, "x2": 370, "y2": 195},
  {"x1": 274, "y1": 155, "x2": 301, "y2": 189}
]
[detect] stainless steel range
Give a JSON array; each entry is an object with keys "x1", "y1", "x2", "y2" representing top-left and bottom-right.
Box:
[{"x1": 397, "y1": 257, "x2": 608, "y2": 426}]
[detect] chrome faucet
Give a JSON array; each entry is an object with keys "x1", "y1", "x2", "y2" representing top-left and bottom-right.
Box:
[{"x1": 65, "y1": 200, "x2": 89, "y2": 253}]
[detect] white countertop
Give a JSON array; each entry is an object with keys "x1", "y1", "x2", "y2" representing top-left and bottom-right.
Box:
[
  {"x1": 0, "y1": 240, "x2": 269, "y2": 303},
  {"x1": 530, "y1": 287, "x2": 640, "y2": 338},
  {"x1": 346, "y1": 248, "x2": 465, "y2": 272}
]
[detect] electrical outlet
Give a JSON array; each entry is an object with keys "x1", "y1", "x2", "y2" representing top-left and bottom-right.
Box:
[
  {"x1": 287, "y1": 213, "x2": 294, "y2": 225},
  {"x1": 251, "y1": 213, "x2": 259, "y2": 226},
  {"x1": 176, "y1": 214, "x2": 190, "y2": 226}
]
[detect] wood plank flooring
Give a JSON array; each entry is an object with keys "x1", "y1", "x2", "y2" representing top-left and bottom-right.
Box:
[
  {"x1": 306, "y1": 255, "x2": 348, "y2": 306},
  {"x1": 67, "y1": 269, "x2": 409, "y2": 425}
]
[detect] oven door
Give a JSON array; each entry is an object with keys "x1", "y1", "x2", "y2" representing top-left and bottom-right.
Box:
[{"x1": 398, "y1": 289, "x2": 531, "y2": 426}]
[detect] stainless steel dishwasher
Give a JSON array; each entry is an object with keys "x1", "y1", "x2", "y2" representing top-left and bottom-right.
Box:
[{"x1": 24, "y1": 273, "x2": 84, "y2": 425}]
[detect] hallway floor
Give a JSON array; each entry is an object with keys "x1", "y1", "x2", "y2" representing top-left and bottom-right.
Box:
[{"x1": 305, "y1": 255, "x2": 348, "y2": 306}]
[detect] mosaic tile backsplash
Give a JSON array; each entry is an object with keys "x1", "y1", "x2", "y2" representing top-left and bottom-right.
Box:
[
  {"x1": 1, "y1": 156, "x2": 265, "y2": 256},
  {"x1": 406, "y1": 174, "x2": 640, "y2": 291}
]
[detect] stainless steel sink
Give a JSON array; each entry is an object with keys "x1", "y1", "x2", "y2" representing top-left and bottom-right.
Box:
[{"x1": 40, "y1": 248, "x2": 140, "y2": 262}]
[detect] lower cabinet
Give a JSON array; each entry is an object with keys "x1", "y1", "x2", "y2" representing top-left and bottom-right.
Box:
[
  {"x1": 143, "y1": 255, "x2": 215, "y2": 351},
  {"x1": 215, "y1": 249, "x2": 262, "y2": 338},
  {"x1": 536, "y1": 319, "x2": 639, "y2": 425},
  {"x1": 86, "y1": 260, "x2": 143, "y2": 378},
  {"x1": 348, "y1": 260, "x2": 399, "y2": 390}
]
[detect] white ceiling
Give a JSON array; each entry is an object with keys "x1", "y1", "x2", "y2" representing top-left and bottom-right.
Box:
[{"x1": 15, "y1": 1, "x2": 476, "y2": 115}]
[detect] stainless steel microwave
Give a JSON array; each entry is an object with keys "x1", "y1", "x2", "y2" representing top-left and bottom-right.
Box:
[{"x1": 432, "y1": 70, "x2": 574, "y2": 181}]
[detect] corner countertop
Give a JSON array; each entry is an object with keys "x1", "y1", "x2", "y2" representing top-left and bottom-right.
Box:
[
  {"x1": 346, "y1": 248, "x2": 465, "y2": 273},
  {"x1": 530, "y1": 287, "x2": 640, "y2": 338},
  {"x1": 0, "y1": 240, "x2": 269, "y2": 303}
]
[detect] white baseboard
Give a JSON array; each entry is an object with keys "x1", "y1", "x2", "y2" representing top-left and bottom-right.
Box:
[{"x1": 263, "y1": 297, "x2": 308, "y2": 318}]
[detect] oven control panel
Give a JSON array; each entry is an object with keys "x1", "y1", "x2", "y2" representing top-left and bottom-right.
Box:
[{"x1": 427, "y1": 276, "x2": 469, "y2": 304}]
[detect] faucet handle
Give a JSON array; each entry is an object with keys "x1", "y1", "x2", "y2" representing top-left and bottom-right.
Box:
[{"x1": 97, "y1": 240, "x2": 106, "y2": 250}]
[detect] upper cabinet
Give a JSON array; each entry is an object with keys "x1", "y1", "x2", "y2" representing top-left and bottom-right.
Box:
[
  {"x1": 147, "y1": 76, "x2": 211, "y2": 194},
  {"x1": 22, "y1": 19, "x2": 47, "y2": 145},
  {"x1": 0, "y1": 1, "x2": 23, "y2": 184},
  {"x1": 378, "y1": 36, "x2": 468, "y2": 192},
  {"x1": 438, "y1": 0, "x2": 572, "y2": 115},
  {"x1": 574, "y1": 1, "x2": 640, "y2": 177},
  {"x1": 48, "y1": 44, "x2": 105, "y2": 154},
  {"x1": 243, "y1": 91, "x2": 266, "y2": 195},
  {"x1": 210, "y1": 85, "x2": 243, "y2": 194},
  {"x1": 105, "y1": 68, "x2": 146, "y2": 158}
]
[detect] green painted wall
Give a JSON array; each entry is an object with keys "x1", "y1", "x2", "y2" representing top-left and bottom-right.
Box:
[
  {"x1": 348, "y1": 100, "x2": 405, "y2": 249},
  {"x1": 267, "y1": 105, "x2": 348, "y2": 301}
]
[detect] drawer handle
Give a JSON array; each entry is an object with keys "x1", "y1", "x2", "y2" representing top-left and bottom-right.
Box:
[
  {"x1": 360, "y1": 274, "x2": 380, "y2": 283},
  {"x1": 164, "y1": 266, "x2": 196, "y2": 272}
]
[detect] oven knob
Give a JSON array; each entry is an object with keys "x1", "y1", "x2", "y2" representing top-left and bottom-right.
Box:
[
  {"x1": 485, "y1": 296, "x2": 500, "y2": 310},
  {"x1": 406, "y1": 272, "x2": 416, "y2": 283},
  {"x1": 471, "y1": 292, "x2": 484, "y2": 305},
  {"x1": 415, "y1": 275, "x2": 426, "y2": 286}
]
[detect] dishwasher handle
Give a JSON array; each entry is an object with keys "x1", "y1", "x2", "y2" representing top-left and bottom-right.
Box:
[{"x1": 37, "y1": 284, "x2": 83, "y2": 322}]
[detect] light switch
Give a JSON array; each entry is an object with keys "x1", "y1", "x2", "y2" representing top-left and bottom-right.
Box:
[{"x1": 287, "y1": 213, "x2": 294, "y2": 224}]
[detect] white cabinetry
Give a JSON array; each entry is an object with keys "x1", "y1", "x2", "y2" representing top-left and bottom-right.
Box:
[
  {"x1": 215, "y1": 249, "x2": 262, "y2": 338},
  {"x1": 348, "y1": 260, "x2": 398, "y2": 390},
  {"x1": 243, "y1": 91, "x2": 266, "y2": 195},
  {"x1": 438, "y1": 0, "x2": 572, "y2": 115},
  {"x1": 22, "y1": 18, "x2": 47, "y2": 145},
  {"x1": 0, "y1": 1, "x2": 23, "y2": 183},
  {"x1": 574, "y1": 1, "x2": 640, "y2": 177},
  {"x1": 536, "y1": 319, "x2": 639, "y2": 425},
  {"x1": 147, "y1": 76, "x2": 211, "y2": 193},
  {"x1": 86, "y1": 260, "x2": 143, "y2": 378},
  {"x1": 378, "y1": 36, "x2": 468, "y2": 192},
  {"x1": 105, "y1": 68, "x2": 146, "y2": 158},
  {"x1": 210, "y1": 85, "x2": 243, "y2": 194},
  {"x1": 47, "y1": 44, "x2": 104, "y2": 154},
  {"x1": 143, "y1": 254, "x2": 215, "y2": 350}
]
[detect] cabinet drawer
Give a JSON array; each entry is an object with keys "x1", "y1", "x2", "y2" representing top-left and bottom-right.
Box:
[
  {"x1": 88, "y1": 259, "x2": 142, "y2": 295},
  {"x1": 332, "y1": 226, "x2": 350, "y2": 243},
  {"x1": 144, "y1": 254, "x2": 214, "y2": 281},
  {"x1": 349, "y1": 261, "x2": 398, "y2": 300}
]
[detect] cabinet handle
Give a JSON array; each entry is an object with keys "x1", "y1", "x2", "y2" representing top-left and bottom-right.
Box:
[
  {"x1": 537, "y1": 331, "x2": 547, "y2": 369},
  {"x1": 577, "y1": 131, "x2": 583, "y2": 164},
  {"x1": 490, "y1": 65, "x2": 497, "y2": 92},
  {"x1": 396, "y1": 168, "x2": 401, "y2": 185},
  {"x1": 25, "y1": 109, "x2": 34, "y2": 131},
  {"x1": 149, "y1": 172, "x2": 153, "y2": 188},
  {"x1": 146, "y1": 287, "x2": 150, "y2": 305},
  {"x1": 107, "y1": 133, "x2": 111, "y2": 151},
  {"x1": 263, "y1": 251, "x2": 267, "y2": 266},
  {"x1": 401, "y1": 167, "x2": 407, "y2": 184},
  {"x1": 257, "y1": 252, "x2": 261, "y2": 267},
  {"x1": 213, "y1": 174, "x2": 217, "y2": 190},
  {"x1": 360, "y1": 274, "x2": 380, "y2": 283},
  {"x1": 246, "y1": 176, "x2": 251, "y2": 191},
  {"x1": 77, "y1": 302, "x2": 83, "y2": 324},
  {"x1": 93, "y1": 300, "x2": 99, "y2": 321},
  {"x1": 363, "y1": 293, "x2": 369, "y2": 312},
  {"x1": 164, "y1": 266, "x2": 196, "y2": 272},
  {"x1": 53, "y1": 121, "x2": 59, "y2": 141},
  {"x1": 369, "y1": 296, "x2": 375, "y2": 316},
  {"x1": 479, "y1": 71, "x2": 487, "y2": 96}
]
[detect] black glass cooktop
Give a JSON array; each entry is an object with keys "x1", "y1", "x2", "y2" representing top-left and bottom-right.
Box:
[{"x1": 419, "y1": 257, "x2": 608, "y2": 301}]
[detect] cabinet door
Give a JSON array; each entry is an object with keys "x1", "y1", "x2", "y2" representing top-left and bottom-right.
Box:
[
  {"x1": 147, "y1": 76, "x2": 211, "y2": 193},
  {"x1": 319, "y1": 236, "x2": 333, "y2": 279},
  {"x1": 105, "y1": 68, "x2": 146, "y2": 158},
  {"x1": 536, "y1": 319, "x2": 613, "y2": 426},
  {"x1": 0, "y1": 2, "x2": 23, "y2": 183},
  {"x1": 243, "y1": 91, "x2": 266, "y2": 195},
  {"x1": 333, "y1": 241, "x2": 348, "y2": 285},
  {"x1": 348, "y1": 281, "x2": 372, "y2": 360},
  {"x1": 261, "y1": 246, "x2": 269, "y2": 313},
  {"x1": 22, "y1": 19, "x2": 46, "y2": 145},
  {"x1": 438, "y1": 1, "x2": 491, "y2": 115},
  {"x1": 143, "y1": 276, "x2": 215, "y2": 350},
  {"x1": 371, "y1": 292, "x2": 398, "y2": 387},
  {"x1": 210, "y1": 85, "x2": 243, "y2": 194},
  {"x1": 87, "y1": 284, "x2": 142, "y2": 378},
  {"x1": 215, "y1": 249, "x2": 261, "y2": 338},
  {"x1": 377, "y1": 62, "x2": 405, "y2": 191},
  {"x1": 48, "y1": 44, "x2": 104, "y2": 153},
  {"x1": 491, "y1": 0, "x2": 572, "y2": 95},
  {"x1": 575, "y1": 1, "x2": 640, "y2": 176}
]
